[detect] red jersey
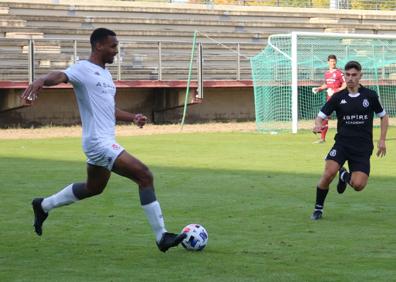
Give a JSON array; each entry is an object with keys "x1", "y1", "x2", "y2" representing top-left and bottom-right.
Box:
[{"x1": 324, "y1": 69, "x2": 345, "y2": 91}]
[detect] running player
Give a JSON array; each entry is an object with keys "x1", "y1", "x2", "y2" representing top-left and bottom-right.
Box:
[
  {"x1": 21, "y1": 28, "x2": 186, "y2": 252},
  {"x1": 311, "y1": 60, "x2": 388, "y2": 220}
]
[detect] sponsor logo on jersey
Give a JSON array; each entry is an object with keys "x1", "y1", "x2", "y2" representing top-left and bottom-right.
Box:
[
  {"x1": 112, "y1": 144, "x2": 120, "y2": 150},
  {"x1": 343, "y1": 114, "x2": 369, "y2": 125},
  {"x1": 363, "y1": 99, "x2": 369, "y2": 108},
  {"x1": 329, "y1": 149, "x2": 337, "y2": 157},
  {"x1": 340, "y1": 99, "x2": 347, "y2": 104},
  {"x1": 96, "y1": 82, "x2": 116, "y2": 89}
]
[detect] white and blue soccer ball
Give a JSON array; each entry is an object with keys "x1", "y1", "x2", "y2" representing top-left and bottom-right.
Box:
[{"x1": 181, "y1": 224, "x2": 208, "y2": 251}]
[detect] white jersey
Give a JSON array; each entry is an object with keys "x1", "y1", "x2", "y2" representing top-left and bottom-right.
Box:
[{"x1": 64, "y1": 60, "x2": 116, "y2": 152}]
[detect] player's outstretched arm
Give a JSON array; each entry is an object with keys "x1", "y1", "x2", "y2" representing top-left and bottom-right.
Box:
[
  {"x1": 115, "y1": 108, "x2": 147, "y2": 128},
  {"x1": 21, "y1": 71, "x2": 68, "y2": 104},
  {"x1": 312, "y1": 83, "x2": 327, "y2": 94},
  {"x1": 313, "y1": 116, "x2": 324, "y2": 133},
  {"x1": 377, "y1": 115, "x2": 389, "y2": 157}
]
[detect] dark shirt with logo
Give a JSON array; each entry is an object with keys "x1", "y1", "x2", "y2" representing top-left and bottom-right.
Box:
[{"x1": 320, "y1": 86, "x2": 385, "y2": 152}]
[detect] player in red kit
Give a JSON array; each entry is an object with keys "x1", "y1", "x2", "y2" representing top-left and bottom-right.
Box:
[{"x1": 312, "y1": 55, "x2": 346, "y2": 143}]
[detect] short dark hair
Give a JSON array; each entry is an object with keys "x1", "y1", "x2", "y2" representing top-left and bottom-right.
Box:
[
  {"x1": 90, "y1": 28, "x2": 116, "y2": 49},
  {"x1": 344, "y1": 61, "x2": 362, "y2": 72},
  {"x1": 327, "y1": 54, "x2": 337, "y2": 61}
]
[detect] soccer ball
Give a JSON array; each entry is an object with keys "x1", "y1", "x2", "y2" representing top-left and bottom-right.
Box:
[{"x1": 181, "y1": 224, "x2": 208, "y2": 251}]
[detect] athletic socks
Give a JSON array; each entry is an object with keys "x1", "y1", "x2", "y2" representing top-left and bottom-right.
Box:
[
  {"x1": 40, "y1": 183, "x2": 168, "y2": 242},
  {"x1": 41, "y1": 184, "x2": 78, "y2": 213},
  {"x1": 140, "y1": 187, "x2": 167, "y2": 242},
  {"x1": 142, "y1": 201, "x2": 167, "y2": 242},
  {"x1": 71, "y1": 182, "x2": 91, "y2": 200},
  {"x1": 340, "y1": 169, "x2": 351, "y2": 184},
  {"x1": 315, "y1": 186, "x2": 329, "y2": 211}
]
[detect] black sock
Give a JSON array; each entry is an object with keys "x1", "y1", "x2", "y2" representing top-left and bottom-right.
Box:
[
  {"x1": 71, "y1": 182, "x2": 90, "y2": 200},
  {"x1": 139, "y1": 186, "x2": 157, "y2": 205},
  {"x1": 315, "y1": 186, "x2": 329, "y2": 210},
  {"x1": 341, "y1": 170, "x2": 351, "y2": 185}
]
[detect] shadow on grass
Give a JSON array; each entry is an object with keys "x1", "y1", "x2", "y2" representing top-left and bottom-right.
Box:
[{"x1": 1, "y1": 157, "x2": 396, "y2": 281}]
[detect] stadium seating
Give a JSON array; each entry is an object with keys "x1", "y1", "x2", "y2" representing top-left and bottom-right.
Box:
[
  {"x1": 1, "y1": 0, "x2": 396, "y2": 82},
  {"x1": 1, "y1": 0, "x2": 396, "y2": 125}
]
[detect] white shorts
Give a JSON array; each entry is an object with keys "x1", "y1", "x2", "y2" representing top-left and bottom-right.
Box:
[{"x1": 85, "y1": 142, "x2": 124, "y2": 171}]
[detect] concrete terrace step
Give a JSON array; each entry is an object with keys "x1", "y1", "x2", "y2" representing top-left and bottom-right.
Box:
[
  {"x1": 0, "y1": 18, "x2": 26, "y2": 28},
  {"x1": 2, "y1": 0, "x2": 395, "y2": 45},
  {"x1": 5, "y1": 31, "x2": 44, "y2": 39},
  {"x1": 3, "y1": 0, "x2": 396, "y2": 22},
  {"x1": 13, "y1": 14, "x2": 333, "y2": 30},
  {"x1": 14, "y1": 13, "x2": 396, "y2": 30},
  {"x1": 2, "y1": 1, "x2": 396, "y2": 28},
  {"x1": 1, "y1": 26, "x2": 269, "y2": 44},
  {"x1": 6, "y1": 14, "x2": 396, "y2": 40},
  {"x1": 0, "y1": 5, "x2": 8, "y2": 14}
]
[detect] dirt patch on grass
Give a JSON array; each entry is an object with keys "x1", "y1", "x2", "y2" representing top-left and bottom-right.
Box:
[
  {"x1": 1, "y1": 119, "x2": 392, "y2": 140},
  {"x1": 0, "y1": 122, "x2": 257, "y2": 140}
]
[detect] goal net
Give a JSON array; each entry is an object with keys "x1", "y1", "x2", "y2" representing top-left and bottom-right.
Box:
[{"x1": 251, "y1": 32, "x2": 396, "y2": 133}]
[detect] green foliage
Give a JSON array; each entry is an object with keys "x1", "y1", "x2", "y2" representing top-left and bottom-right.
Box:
[
  {"x1": 352, "y1": 0, "x2": 395, "y2": 10},
  {"x1": 312, "y1": 0, "x2": 329, "y2": 8},
  {"x1": 118, "y1": 0, "x2": 394, "y2": 10}
]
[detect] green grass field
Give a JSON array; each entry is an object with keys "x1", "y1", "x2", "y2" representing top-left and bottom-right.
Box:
[{"x1": 0, "y1": 128, "x2": 395, "y2": 282}]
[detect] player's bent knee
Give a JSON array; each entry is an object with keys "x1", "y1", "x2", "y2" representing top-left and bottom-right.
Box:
[
  {"x1": 350, "y1": 181, "x2": 366, "y2": 191},
  {"x1": 138, "y1": 166, "x2": 154, "y2": 187},
  {"x1": 350, "y1": 173, "x2": 368, "y2": 191},
  {"x1": 354, "y1": 184, "x2": 366, "y2": 191}
]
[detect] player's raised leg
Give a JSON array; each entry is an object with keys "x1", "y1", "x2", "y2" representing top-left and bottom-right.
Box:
[
  {"x1": 338, "y1": 155, "x2": 371, "y2": 194},
  {"x1": 311, "y1": 160, "x2": 339, "y2": 220},
  {"x1": 32, "y1": 165, "x2": 110, "y2": 236},
  {"x1": 336, "y1": 167, "x2": 349, "y2": 194},
  {"x1": 112, "y1": 150, "x2": 185, "y2": 252},
  {"x1": 349, "y1": 171, "x2": 369, "y2": 192}
]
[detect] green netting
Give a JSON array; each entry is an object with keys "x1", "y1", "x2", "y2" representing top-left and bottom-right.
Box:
[{"x1": 251, "y1": 34, "x2": 396, "y2": 132}]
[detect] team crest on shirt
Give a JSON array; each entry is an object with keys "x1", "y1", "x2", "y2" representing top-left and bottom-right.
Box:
[
  {"x1": 363, "y1": 99, "x2": 369, "y2": 108},
  {"x1": 329, "y1": 149, "x2": 337, "y2": 157},
  {"x1": 112, "y1": 144, "x2": 120, "y2": 150}
]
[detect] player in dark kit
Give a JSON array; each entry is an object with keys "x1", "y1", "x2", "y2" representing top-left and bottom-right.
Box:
[{"x1": 311, "y1": 61, "x2": 389, "y2": 220}]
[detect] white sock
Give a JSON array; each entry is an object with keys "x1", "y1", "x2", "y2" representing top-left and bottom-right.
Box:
[
  {"x1": 41, "y1": 184, "x2": 78, "y2": 213},
  {"x1": 340, "y1": 171, "x2": 346, "y2": 182},
  {"x1": 142, "y1": 201, "x2": 167, "y2": 242}
]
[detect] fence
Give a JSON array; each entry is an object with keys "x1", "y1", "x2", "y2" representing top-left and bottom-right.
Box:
[{"x1": 0, "y1": 38, "x2": 263, "y2": 82}]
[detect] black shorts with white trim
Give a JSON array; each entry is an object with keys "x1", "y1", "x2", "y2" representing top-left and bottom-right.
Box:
[{"x1": 325, "y1": 142, "x2": 372, "y2": 176}]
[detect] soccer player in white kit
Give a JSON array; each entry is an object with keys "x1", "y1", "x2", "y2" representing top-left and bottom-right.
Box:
[{"x1": 22, "y1": 28, "x2": 186, "y2": 252}]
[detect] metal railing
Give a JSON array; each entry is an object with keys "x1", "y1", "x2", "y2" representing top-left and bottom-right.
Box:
[{"x1": 0, "y1": 38, "x2": 263, "y2": 82}]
